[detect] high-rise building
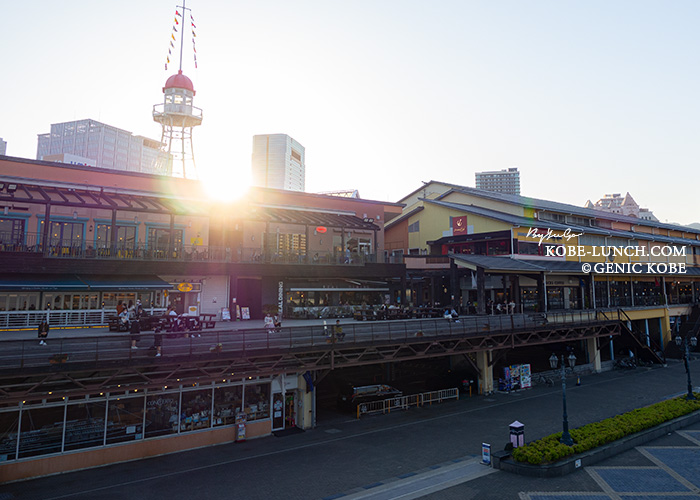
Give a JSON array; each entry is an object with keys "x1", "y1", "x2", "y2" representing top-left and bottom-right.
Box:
[
  {"x1": 251, "y1": 134, "x2": 305, "y2": 191},
  {"x1": 475, "y1": 167, "x2": 521, "y2": 195},
  {"x1": 0, "y1": 138, "x2": 6, "y2": 156},
  {"x1": 36, "y1": 119, "x2": 167, "y2": 175}
]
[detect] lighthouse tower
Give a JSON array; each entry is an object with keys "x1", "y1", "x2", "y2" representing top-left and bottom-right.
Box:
[
  {"x1": 153, "y1": 1, "x2": 202, "y2": 178},
  {"x1": 152, "y1": 70, "x2": 202, "y2": 178}
]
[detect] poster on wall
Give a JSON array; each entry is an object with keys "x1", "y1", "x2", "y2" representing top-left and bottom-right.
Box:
[
  {"x1": 241, "y1": 307, "x2": 250, "y2": 320},
  {"x1": 221, "y1": 308, "x2": 231, "y2": 321}
]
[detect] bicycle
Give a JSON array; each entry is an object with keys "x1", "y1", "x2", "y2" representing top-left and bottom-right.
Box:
[{"x1": 534, "y1": 373, "x2": 555, "y2": 387}]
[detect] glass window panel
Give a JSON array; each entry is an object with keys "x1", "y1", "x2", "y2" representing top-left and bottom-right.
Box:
[
  {"x1": 106, "y1": 396, "x2": 144, "y2": 445},
  {"x1": 64, "y1": 401, "x2": 107, "y2": 451},
  {"x1": 180, "y1": 389, "x2": 212, "y2": 432},
  {"x1": 0, "y1": 410, "x2": 19, "y2": 461},
  {"x1": 144, "y1": 393, "x2": 180, "y2": 439},
  {"x1": 213, "y1": 385, "x2": 243, "y2": 427},
  {"x1": 244, "y1": 383, "x2": 270, "y2": 422},
  {"x1": 18, "y1": 405, "x2": 65, "y2": 458}
]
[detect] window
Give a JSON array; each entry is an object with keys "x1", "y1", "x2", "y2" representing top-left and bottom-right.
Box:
[
  {"x1": 244, "y1": 383, "x2": 270, "y2": 421},
  {"x1": 106, "y1": 396, "x2": 144, "y2": 445},
  {"x1": 148, "y1": 227, "x2": 183, "y2": 250},
  {"x1": 180, "y1": 389, "x2": 213, "y2": 432},
  {"x1": 408, "y1": 221, "x2": 420, "y2": 233},
  {"x1": 145, "y1": 392, "x2": 180, "y2": 438},
  {"x1": 40, "y1": 220, "x2": 83, "y2": 247},
  {"x1": 95, "y1": 224, "x2": 137, "y2": 249}
]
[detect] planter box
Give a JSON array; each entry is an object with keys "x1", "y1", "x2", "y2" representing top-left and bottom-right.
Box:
[{"x1": 495, "y1": 409, "x2": 700, "y2": 477}]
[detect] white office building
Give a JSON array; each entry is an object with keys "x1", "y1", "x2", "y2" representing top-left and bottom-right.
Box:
[
  {"x1": 37, "y1": 119, "x2": 167, "y2": 175},
  {"x1": 475, "y1": 167, "x2": 521, "y2": 195},
  {"x1": 251, "y1": 134, "x2": 305, "y2": 192},
  {"x1": 0, "y1": 138, "x2": 6, "y2": 156}
]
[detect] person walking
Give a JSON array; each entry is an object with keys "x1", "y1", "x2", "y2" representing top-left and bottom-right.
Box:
[
  {"x1": 333, "y1": 320, "x2": 344, "y2": 341},
  {"x1": 130, "y1": 318, "x2": 141, "y2": 349},
  {"x1": 38, "y1": 320, "x2": 49, "y2": 346}
]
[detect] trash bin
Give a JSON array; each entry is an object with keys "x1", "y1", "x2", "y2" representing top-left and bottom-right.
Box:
[{"x1": 509, "y1": 420, "x2": 524, "y2": 448}]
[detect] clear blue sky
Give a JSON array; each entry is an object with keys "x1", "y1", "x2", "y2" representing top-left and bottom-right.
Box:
[{"x1": 2, "y1": 1, "x2": 698, "y2": 224}]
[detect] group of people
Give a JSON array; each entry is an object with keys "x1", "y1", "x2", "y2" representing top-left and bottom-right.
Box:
[
  {"x1": 263, "y1": 313, "x2": 282, "y2": 332},
  {"x1": 486, "y1": 299, "x2": 517, "y2": 315},
  {"x1": 326, "y1": 320, "x2": 345, "y2": 343}
]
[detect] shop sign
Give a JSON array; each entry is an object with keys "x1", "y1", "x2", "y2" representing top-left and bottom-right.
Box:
[
  {"x1": 177, "y1": 282, "x2": 194, "y2": 292},
  {"x1": 278, "y1": 281, "x2": 284, "y2": 317},
  {"x1": 453, "y1": 215, "x2": 468, "y2": 235},
  {"x1": 481, "y1": 443, "x2": 491, "y2": 465}
]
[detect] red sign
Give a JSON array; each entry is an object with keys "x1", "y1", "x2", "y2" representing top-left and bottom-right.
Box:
[
  {"x1": 316, "y1": 226, "x2": 327, "y2": 233},
  {"x1": 453, "y1": 216, "x2": 468, "y2": 235}
]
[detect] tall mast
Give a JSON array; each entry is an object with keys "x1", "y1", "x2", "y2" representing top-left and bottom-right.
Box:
[{"x1": 178, "y1": 0, "x2": 186, "y2": 71}]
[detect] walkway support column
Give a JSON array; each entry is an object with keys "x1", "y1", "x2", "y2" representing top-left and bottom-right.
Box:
[
  {"x1": 586, "y1": 337, "x2": 602, "y2": 373},
  {"x1": 476, "y1": 267, "x2": 486, "y2": 315},
  {"x1": 476, "y1": 350, "x2": 493, "y2": 394}
]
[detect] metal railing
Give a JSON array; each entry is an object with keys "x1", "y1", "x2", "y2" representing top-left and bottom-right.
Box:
[
  {"x1": 356, "y1": 388, "x2": 459, "y2": 418},
  {"x1": 0, "y1": 308, "x2": 166, "y2": 329},
  {"x1": 0, "y1": 312, "x2": 618, "y2": 371},
  {"x1": 0, "y1": 232, "x2": 382, "y2": 265}
]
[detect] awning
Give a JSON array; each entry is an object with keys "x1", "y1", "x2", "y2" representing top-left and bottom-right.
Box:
[
  {"x1": 0, "y1": 274, "x2": 88, "y2": 291},
  {"x1": 78, "y1": 275, "x2": 172, "y2": 291}
]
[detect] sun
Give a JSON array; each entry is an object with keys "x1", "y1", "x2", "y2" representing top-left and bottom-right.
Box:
[{"x1": 199, "y1": 167, "x2": 251, "y2": 202}]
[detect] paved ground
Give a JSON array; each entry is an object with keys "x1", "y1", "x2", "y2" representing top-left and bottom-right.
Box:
[{"x1": 0, "y1": 358, "x2": 697, "y2": 499}]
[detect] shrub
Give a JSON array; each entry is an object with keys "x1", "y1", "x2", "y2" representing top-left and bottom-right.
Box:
[{"x1": 511, "y1": 394, "x2": 700, "y2": 465}]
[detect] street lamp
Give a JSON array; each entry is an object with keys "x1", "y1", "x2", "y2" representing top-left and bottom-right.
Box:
[
  {"x1": 549, "y1": 352, "x2": 577, "y2": 446},
  {"x1": 674, "y1": 334, "x2": 697, "y2": 400}
]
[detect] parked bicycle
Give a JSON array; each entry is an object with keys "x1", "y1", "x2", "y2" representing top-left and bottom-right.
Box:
[
  {"x1": 614, "y1": 357, "x2": 637, "y2": 370},
  {"x1": 534, "y1": 373, "x2": 555, "y2": 387}
]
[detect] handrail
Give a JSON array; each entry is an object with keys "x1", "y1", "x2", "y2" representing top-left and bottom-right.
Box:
[{"x1": 0, "y1": 313, "x2": 619, "y2": 372}]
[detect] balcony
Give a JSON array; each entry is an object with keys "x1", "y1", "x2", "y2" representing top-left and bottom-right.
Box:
[{"x1": 0, "y1": 233, "x2": 384, "y2": 266}]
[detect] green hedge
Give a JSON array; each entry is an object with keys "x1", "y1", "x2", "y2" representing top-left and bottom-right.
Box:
[{"x1": 511, "y1": 394, "x2": 700, "y2": 465}]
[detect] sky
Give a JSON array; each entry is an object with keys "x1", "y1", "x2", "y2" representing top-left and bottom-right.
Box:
[{"x1": 1, "y1": 1, "x2": 699, "y2": 224}]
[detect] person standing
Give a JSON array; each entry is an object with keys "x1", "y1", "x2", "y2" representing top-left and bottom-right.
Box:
[
  {"x1": 38, "y1": 320, "x2": 49, "y2": 346},
  {"x1": 130, "y1": 318, "x2": 141, "y2": 349}
]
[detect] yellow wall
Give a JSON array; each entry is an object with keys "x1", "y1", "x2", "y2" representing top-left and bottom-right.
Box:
[
  {"x1": 439, "y1": 191, "x2": 526, "y2": 217},
  {"x1": 408, "y1": 204, "x2": 512, "y2": 251}
]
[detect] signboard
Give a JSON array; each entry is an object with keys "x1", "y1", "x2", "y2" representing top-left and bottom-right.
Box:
[
  {"x1": 241, "y1": 307, "x2": 250, "y2": 320},
  {"x1": 481, "y1": 443, "x2": 491, "y2": 465},
  {"x1": 177, "y1": 282, "x2": 194, "y2": 292},
  {"x1": 188, "y1": 305, "x2": 199, "y2": 316},
  {"x1": 278, "y1": 281, "x2": 284, "y2": 319},
  {"x1": 453, "y1": 215, "x2": 468, "y2": 235},
  {"x1": 221, "y1": 308, "x2": 231, "y2": 321}
]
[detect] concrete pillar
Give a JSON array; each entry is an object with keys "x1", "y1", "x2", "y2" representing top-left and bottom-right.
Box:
[
  {"x1": 659, "y1": 317, "x2": 664, "y2": 349},
  {"x1": 300, "y1": 374, "x2": 314, "y2": 430},
  {"x1": 476, "y1": 267, "x2": 486, "y2": 315},
  {"x1": 476, "y1": 350, "x2": 494, "y2": 394},
  {"x1": 537, "y1": 272, "x2": 547, "y2": 313},
  {"x1": 586, "y1": 337, "x2": 602, "y2": 373}
]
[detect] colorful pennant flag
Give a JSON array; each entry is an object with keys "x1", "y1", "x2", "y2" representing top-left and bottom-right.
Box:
[{"x1": 175, "y1": 10, "x2": 181, "y2": 16}]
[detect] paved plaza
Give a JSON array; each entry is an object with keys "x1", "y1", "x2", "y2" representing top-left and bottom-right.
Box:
[{"x1": 0, "y1": 356, "x2": 697, "y2": 499}]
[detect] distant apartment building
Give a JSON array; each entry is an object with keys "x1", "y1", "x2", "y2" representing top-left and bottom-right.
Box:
[
  {"x1": 475, "y1": 167, "x2": 520, "y2": 195},
  {"x1": 0, "y1": 138, "x2": 6, "y2": 156},
  {"x1": 251, "y1": 134, "x2": 305, "y2": 191},
  {"x1": 36, "y1": 119, "x2": 167, "y2": 175},
  {"x1": 584, "y1": 192, "x2": 658, "y2": 222}
]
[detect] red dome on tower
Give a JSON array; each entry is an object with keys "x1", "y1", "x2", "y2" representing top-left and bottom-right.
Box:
[{"x1": 163, "y1": 70, "x2": 195, "y2": 94}]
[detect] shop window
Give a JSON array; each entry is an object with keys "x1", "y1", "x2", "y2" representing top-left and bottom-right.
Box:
[
  {"x1": 18, "y1": 405, "x2": 66, "y2": 458},
  {"x1": 95, "y1": 224, "x2": 137, "y2": 249},
  {"x1": 213, "y1": 385, "x2": 243, "y2": 427},
  {"x1": 144, "y1": 392, "x2": 180, "y2": 439},
  {"x1": 0, "y1": 218, "x2": 25, "y2": 245},
  {"x1": 0, "y1": 410, "x2": 19, "y2": 461},
  {"x1": 180, "y1": 389, "x2": 213, "y2": 432},
  {"x1": 63, "y1": 401, "x2": 107, "y2": 451},
  {"x1": 106, "y1": 396, "x2": 144, "y2": 445},
  {"x1": 148, "y1": 227, "x2": 183, "y2": 251},
  {"x1": 244, "y1": 383, "x2": 270, "y2": 421}
]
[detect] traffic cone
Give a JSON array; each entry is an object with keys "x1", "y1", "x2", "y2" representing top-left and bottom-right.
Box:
[{"x1": 576, "y1": 376, "x2": 581, "y2": 386}]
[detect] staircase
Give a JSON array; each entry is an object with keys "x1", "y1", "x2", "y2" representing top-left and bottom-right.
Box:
[{"x1": 601, "y1": 309, "x2": 666, "y2": 365}]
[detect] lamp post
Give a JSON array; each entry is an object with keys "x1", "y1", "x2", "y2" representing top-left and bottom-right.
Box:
[
  {"x1": 549, "y1": 352, "x2": 577, "y2": 446},
  {"x1": 674, "y1": 334, "x2": 697, "y2": 400}
]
